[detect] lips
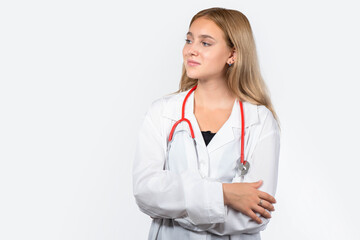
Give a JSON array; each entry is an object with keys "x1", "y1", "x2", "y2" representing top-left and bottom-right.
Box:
[{"x1": 187, "y1": 60, "x2": 200, "y2": 66}]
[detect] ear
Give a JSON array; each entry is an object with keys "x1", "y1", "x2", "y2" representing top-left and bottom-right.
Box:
[{"x1": 227, "y1": 48, "x2": 236, "y2": 64}]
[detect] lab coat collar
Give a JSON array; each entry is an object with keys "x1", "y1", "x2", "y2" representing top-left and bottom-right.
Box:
[{"x1": 162, "y1": 88, "x2": 259, "y2": 153}]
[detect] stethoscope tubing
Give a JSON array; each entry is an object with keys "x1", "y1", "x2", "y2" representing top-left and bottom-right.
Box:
[{"x1": 168, "y1": 85, "x2": 247, "y2": 166}]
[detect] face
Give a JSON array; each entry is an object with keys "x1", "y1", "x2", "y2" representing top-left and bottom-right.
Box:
[{"x1": 183, "y1": 17, "x2": 234, "y2": 81}]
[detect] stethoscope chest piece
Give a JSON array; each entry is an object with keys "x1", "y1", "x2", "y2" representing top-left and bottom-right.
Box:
[{"x1": 239, "y1": 161, "x2": 250, "y2": 176}]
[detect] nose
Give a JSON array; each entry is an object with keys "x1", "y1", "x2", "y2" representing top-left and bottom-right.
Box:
[{"x1": 187, "y1": 44, "x2": 199, "y2": 56}]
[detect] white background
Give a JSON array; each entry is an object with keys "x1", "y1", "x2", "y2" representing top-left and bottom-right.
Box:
[{"x1": 1, "y1": 0, "x2": 359, "y2": 239}]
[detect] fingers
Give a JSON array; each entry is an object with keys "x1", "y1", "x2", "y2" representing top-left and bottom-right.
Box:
[
  {"x1": 249, "y1": 180, "x2": 263, "y2": 188},
  {"x1": 248, "y1": 180, "x2": 276, "y2": 204},
  {"x1": 258, "y1": 199, "x2": 275, "y2": 212},
  {"x1": 253, "y1": 204, "x2": 272, "y2": 219},
  {"x1": 258, "y1": 191, "x2": 276, "y2": 204},
  {"x1": 245, "y1": 204, "x2": 272, "y2": 224},
  {"x1": 247, "y1": 209, "x2": 263, "y2": 224}
]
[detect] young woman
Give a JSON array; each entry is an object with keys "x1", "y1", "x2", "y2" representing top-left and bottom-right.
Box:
[{"x1": 133, "y1": 7, "x2": 280, "y2": 240}]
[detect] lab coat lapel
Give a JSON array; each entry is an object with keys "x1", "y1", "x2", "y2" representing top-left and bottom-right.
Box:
[
  {"x1": 206, "y1": 100, "x2": 237, "y2": 153},
  {"x1": 207, "y1": 100, "x2": 259, "y2": 153},
  {"x1": 162, "y1": 89, "x2": 207, "y2": 150},
  {"x1": 162, "y1": 89, "x2": 260, "y2": 153},
  {"x1": 185, "y1": 91, "x2": 208, "y2": 150}
]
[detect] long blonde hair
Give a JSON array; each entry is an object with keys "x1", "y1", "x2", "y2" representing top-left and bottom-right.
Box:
[{"x1": 178, "y1": 7, "x2": 280, "y2": 127}]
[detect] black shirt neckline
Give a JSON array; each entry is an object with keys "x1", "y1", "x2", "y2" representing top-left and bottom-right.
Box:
[{"x1": 201, "y1": 130, "x2": 216, "y2": 146}]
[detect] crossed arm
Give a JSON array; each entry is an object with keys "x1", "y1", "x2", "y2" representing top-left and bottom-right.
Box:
[{"x1": 133, "y1": 100, "x2": 280, "y2": 235}]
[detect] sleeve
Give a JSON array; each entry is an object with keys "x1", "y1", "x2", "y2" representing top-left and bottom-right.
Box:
[
  {"x1": 132, "y1": 98, "x2": 226, "y2": 225},
  {"x1": 174, "y1": 109, "x2": 281, "y2": 235}
]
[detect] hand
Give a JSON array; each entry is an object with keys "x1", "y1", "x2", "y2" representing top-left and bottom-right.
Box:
[{"x1": 222, "y1": 180, "x2": 276, "y2": 224}]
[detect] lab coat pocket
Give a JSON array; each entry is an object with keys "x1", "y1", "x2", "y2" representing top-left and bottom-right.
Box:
[{"x1": 165, "y1": 129, "x2": 199, "y2": 174}]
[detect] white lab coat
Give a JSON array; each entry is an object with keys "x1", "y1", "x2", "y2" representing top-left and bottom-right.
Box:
[{"x1": 133, "y1": 88, "x2": 280, "y2": 240}]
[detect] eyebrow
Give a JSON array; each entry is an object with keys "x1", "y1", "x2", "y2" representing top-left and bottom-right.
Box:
[{"x1": 186, "y1": 32, "x2": 216, "y2": 41}]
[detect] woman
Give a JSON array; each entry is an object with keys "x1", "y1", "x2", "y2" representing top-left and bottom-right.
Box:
[{"x1": 133, "y1": 7, "x2": 280, "y2": 240}]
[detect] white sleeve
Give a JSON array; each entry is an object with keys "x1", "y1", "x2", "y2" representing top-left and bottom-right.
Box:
[
  {"x1": 132, "y1": 99, "x2": 226, "y2": 225},
  {"x1": 174, "y1": 110, "x2": 281, "y2": 235}
]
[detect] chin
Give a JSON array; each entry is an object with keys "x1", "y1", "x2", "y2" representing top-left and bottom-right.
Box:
[
  {"x1": 186, "y1": 73, "x2": 197, "y2": 79},
  {"x1": 185, "y1": 70, "x2": 201, "y2": 79}
]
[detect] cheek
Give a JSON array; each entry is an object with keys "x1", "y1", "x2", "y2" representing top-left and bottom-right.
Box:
[
  {"x1": 204, "y1": 51, "x2": 227, "y2": 67},
  {"x1": 182, "y1": 45, "x2": 189, "y2": 58}
]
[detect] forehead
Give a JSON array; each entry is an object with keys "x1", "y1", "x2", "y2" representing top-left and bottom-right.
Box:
[{"x1": 188, "y1": 17, "x2": 225, "y2": 40}]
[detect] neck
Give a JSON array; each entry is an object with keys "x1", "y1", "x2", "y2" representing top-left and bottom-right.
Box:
[{"x1": 194, "y1": 78, "x2": 236, "y2": 110}]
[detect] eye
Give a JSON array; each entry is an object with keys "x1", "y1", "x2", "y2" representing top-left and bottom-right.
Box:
[
  {"x1": 202, "y1": 41, "x2": 211, "y2": 47},
  {"x1": 185, "y1": 39, "x2": 192, "y2": 44}
]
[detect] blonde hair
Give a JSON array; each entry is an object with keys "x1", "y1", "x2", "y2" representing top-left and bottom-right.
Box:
[{"x1": 178, "y1": 7, "x2": 280, "y2": 128}]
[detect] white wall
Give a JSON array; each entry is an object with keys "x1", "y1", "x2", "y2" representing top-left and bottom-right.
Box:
[{"x1": 1, "y1": 0, "x2": 359, "y2": 239}]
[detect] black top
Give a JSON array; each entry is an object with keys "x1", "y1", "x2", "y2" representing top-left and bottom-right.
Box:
[{"x1": 201, "y1": 131, "x2": 216, "y2": 146}]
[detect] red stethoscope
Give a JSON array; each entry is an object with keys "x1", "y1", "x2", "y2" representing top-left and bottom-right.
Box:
[{"x1": 167, "y1": 85, "x2": 250, "y2": 176}]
